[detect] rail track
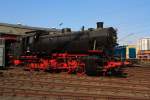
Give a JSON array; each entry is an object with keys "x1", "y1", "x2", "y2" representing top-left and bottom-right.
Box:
[
  {"x1": 0, "y1": 66, "x2": 150, "y2": 100},
  {"x1": 2, "y1": 70, "x2": 150, "y2": 87},
  {"x1": 0, "y1": 86, "x2": 149, "y2": 100}
]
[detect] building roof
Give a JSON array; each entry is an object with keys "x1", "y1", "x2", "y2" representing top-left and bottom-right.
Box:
[{"x1": 0, "y1": 22, "x2": 60, "y2": 32}]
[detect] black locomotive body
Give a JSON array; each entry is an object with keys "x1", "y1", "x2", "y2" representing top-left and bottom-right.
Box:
[{"x1": 21, "y1": 23, "x2": 117, "y2": 57}]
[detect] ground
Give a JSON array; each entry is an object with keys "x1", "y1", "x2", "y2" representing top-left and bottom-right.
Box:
[{"x1": 0, "y1": 64, "x2": 150, "y2": 100}]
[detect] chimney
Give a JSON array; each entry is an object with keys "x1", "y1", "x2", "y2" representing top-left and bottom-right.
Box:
[{"x1": 96, "y1": 22, "x2": 103, "y2": 29}]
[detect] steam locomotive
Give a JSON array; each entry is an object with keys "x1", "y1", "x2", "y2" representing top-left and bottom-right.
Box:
[{"x1": 11, "y1": 22, "x2": 127, "y2": 76}]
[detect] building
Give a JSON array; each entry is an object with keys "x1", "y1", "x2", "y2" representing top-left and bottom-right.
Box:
[
  {"x1": 137, "y1": 38, "x2": 150, "y2": 60},
  {"x1": 114, "y1": 45, "x2": 136, "y2": 60},
  {"x1": 0, "y1": 22, "x2": 60, "y2": 35}
]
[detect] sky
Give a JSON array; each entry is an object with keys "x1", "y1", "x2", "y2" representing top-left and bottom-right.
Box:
[{"x1": 0, "y1": 0, "x2": 150, "y2": 45}]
